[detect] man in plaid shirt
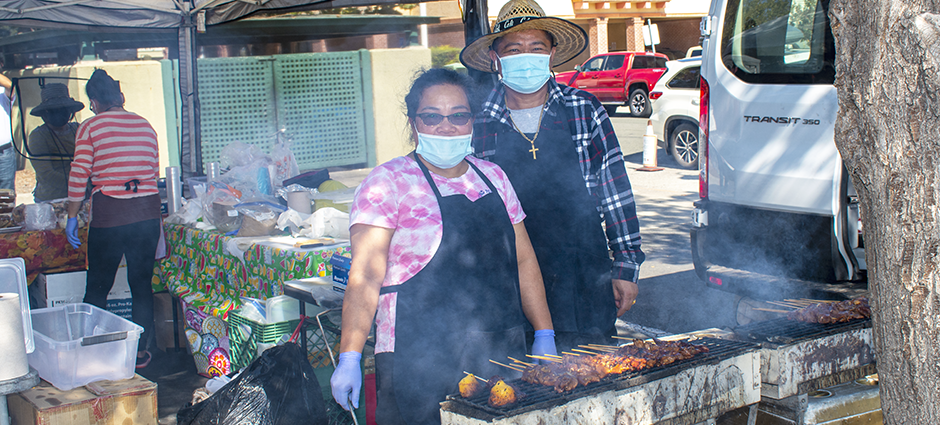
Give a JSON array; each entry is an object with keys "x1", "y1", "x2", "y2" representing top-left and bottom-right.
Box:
[{"x1": 461, "y1": 0, "x2": 644, "y2": 351}]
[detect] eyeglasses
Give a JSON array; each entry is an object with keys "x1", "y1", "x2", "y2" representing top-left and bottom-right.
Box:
[{"x1": 415, "y1": 112, "x2": 473, "y2": 126}]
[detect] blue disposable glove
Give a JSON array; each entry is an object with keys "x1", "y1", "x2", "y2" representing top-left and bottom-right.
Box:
[
  {"x1": 330, "y1": 351, "x2": 362, "y2": 411},
  {"x1": 65, "y1": 217, "x2": 81, "y2": 249},
  {"x1": 532, "y1": 329, "x2": 557, "y2": 364}
]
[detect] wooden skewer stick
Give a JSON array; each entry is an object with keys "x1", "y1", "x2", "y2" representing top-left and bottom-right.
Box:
[
  {"x1": 766, "y1": 301, "x2": 799, "y2": 309},
  {"x1": 544, "y1": 353, "x2": 564, "y2": 358},
  {"x1": 754, "y1": 307, "x2": 790, "y2": 313},
  {"x1": 611, "y1": 335, "x2": 645, "y2": 341},
  {"x1": 571, "y1": 348, "x2": 599, "y2": 355},
  {"x1": 508, "y1": 357, "x2": 535, "y2": 367},
  {"x1": 526, "y1": 354, "x2": 562, "y2": 363},
  {"x1": 561, "y1": 351, "x2": 581, "y2": 357},
  {"x1": 489, "y1": 359, "x2": 524, "y2": 371},
  {"x1": 583, "y1": 343, "x2": 618, "y2": 348},
  {"x1": 463, "y1": 371, "x2": 488, "y2": 382}
]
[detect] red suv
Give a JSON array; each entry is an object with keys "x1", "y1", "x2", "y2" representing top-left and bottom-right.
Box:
[{"x1": 555, "y1": 51, "x2": 668, "y2": 117}]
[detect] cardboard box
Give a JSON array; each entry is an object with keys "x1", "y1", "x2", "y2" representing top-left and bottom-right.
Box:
[
  {"x1": 8, "y1": 374, "x2": 157, "y2": 425},
  {"x1": 31, "y1": 259, "x2": 133, "y2": 319}
]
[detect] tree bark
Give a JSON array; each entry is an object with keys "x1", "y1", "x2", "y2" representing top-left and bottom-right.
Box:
[{"x1": 830, "y1": 0, "x2": 940, "y2": 422}]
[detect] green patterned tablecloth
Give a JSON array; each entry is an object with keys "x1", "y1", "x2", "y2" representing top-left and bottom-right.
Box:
[{"x1": 158, "y1": 223, "x2": 350, "y2": 319}]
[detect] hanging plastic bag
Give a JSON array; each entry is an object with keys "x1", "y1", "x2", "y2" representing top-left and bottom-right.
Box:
[
  {"x1": 176, "y1": 342, "x2": 328, "y2": 425},
  {"x1": 270, "y1": 140, "x2": 300, "y2": 190}
]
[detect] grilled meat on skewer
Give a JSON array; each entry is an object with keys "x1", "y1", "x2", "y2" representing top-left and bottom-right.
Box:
[
  {"x1": 786, "y1": 297, "x2": 871, "y2": 324},
  {"x1": 518, "y1": 339, "x2": 709, "y2": 393}
]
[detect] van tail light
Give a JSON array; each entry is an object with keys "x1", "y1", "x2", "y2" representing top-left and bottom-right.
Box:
[
  {"x1": 698, "y1": 76, "x2": 709, "y2": 199},
  {"x1": 650, "y1": 91, "x2": 663, "y2": 100}
]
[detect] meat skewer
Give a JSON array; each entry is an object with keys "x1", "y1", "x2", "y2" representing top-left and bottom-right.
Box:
[
  {"x1": 489, "y1": 359, "x2": 524, "y2": 372},
  {"x1": 520, "y1": 339, "x2": 710, "y2": 393},
  {"x1": 786, "y1": 297, "x2": 870, "y2": 324}
]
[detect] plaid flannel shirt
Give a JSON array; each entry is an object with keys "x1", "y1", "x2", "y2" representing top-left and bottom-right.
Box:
[{"x1": 473, "y1": 80, "x2": 645, "y2": 282}]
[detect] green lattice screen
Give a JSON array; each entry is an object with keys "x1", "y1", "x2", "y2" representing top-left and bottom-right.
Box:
[
  {"x1": 198, "y1": 52, "x2": 368, "y2": 172},
  {"x1": 197, "y1": 57, "x2": 277, "y2": 171},
  {"x1": 275, "y1": 53, "x2": 368, "y2": 169}
]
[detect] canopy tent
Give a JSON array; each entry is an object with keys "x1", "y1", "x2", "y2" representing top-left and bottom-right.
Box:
[
  {"x1": 0, "y1": 0, "x2": 461, "y2": 176},
  {"x1": 0, "y1": 0, "x2": 493, "y2": 176}
]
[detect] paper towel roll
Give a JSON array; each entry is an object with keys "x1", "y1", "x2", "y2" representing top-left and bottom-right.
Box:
[{"x1": 0, "y1": 292, "x2": 29, "y2": 381}]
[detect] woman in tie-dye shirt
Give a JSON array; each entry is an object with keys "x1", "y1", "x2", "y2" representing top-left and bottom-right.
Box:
[{"x1": 330, "y1": 69, "x2": 554, "y2": 425}]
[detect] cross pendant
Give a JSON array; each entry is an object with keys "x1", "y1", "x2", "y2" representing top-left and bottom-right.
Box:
[{"x1": 529, "y1": 144, "x2": 539, "y2": 160}]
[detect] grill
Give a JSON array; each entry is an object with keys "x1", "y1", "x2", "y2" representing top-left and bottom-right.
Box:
[
  {"x1": 732, "y1": 318, "x2": 875, "y2": 399},
  {"x1": 441, "y1": 337, "x2": 761, "y2": 425}
]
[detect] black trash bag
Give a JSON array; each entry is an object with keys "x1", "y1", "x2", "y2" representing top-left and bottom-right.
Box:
[{"x1": 177, "y1": 342, "x2": 328, "y2": 425}]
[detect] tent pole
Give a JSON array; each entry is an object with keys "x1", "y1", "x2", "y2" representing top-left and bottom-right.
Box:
[
  {"x1": 178, "y1": 18, "x2": 201, "y2": 177},
  {"x1": 464, "y1": 0, "x2": 496, "y2": 90}
]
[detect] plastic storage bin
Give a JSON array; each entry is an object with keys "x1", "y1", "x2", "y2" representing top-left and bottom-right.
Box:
[
  {"x1": 27, "y1": 303, "x2": 143, "y2": 391},
  {"x1": 0, "y1": 257, "x2": 34, "y2": 353}
]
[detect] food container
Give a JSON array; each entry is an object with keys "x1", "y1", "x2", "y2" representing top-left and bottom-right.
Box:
[
  {"x1": 0, "y1": 257, "x2": 33, "y2": 353},
  {"x1": 27, "y1": 303, "x2": 143, "y2": 391}
]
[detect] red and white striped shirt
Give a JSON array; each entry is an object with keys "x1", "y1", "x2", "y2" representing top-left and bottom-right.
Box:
[{"x1": 67, "y1": 111, "x2": 159, "y2": 202}]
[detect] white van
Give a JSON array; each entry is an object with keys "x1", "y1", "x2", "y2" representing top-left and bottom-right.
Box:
[{"x1": 693, "y1": 0, "x2": 865, "y2": 294}]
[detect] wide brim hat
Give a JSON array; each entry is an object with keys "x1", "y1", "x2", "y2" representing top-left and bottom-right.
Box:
[
  {"x1": 460, "y1": 0, "x2": 587, "y2": 73},
  {"x1": 30, "y1": 83, "x2": 84, "y2": 116}
]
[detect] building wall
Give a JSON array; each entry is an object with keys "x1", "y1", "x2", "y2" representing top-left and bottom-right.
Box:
[
  {"x1": 655, "y1": 18, "x2": 702, "y2": 59},
  {"x1": 8, "y1": 60, "x2": 178, "y2": 178},
  {"x1": 367, "y1": 48, "x2": 432, "y2": 165}
]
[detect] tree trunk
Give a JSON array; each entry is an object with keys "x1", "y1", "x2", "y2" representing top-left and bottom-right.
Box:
[{"x1": 829, "y1": 0, "x2": 940, "y2": 423}]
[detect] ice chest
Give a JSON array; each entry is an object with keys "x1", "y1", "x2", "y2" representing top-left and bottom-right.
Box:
[{"x1": 28, "y1": 303, "x2": 143, "y2": 391}]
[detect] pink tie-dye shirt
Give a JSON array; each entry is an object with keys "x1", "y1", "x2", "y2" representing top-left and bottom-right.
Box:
[{"x1": 350, "y1": 155, "x2": 526, "y2": 353}]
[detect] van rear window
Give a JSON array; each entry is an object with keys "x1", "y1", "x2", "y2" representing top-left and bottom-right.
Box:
[{"x1": 720, "y1": 0, "x2": 835, "y2": 84}]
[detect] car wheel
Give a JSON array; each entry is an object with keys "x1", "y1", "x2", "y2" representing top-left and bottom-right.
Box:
[
  {"x1": 604, "y1": 105, "x2": 620, "y2": 116},
  {"x1": 669, "y1": 122, "x2": 699, "y2": 168},
  {"x1": 628, "y1": 88, "x2": 651, "y2": 118}
]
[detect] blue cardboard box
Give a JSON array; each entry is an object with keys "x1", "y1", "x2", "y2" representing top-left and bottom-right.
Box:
[{"x1": 330, "y1": 254, "x2": 351, "y2": 286}]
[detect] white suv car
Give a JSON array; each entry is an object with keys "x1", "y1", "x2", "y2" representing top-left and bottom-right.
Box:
[{"x1": 649, "y1": 58, "x2": 701, "y2": 169}]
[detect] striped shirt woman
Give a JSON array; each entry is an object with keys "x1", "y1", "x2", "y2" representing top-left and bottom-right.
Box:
[{"x1": 65, "y1": 69, "x2": 162, "y2": 369}]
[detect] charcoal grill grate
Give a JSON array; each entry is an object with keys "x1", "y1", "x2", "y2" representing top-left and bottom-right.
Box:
[
  {"x1": 733, "y1": 317, "x2": 871, "y2": 346},
  {"x1": 445, "y1": 337, "x2": 758, "y2": 418}
]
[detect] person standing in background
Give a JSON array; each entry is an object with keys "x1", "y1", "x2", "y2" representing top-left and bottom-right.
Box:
[
  {"x1": 460, "y1": 0, "x2": 645, "y2": 352},
  {"x1": 28, "y1": 83, "x2": 83, "y2": 202},
  {"x1": 0, "y1": 65, "x2": 16, "y2": 190},
  {"x1": 65, "y1": 69, "x2": 161, "y2": 369}
]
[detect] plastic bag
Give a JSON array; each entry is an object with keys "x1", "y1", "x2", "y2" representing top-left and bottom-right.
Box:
[
  {"x1": 277, "y1": 207, "x2": 350, "y2": 239},
  {"x1": 176, "y1": 342, "x2": 328, "y2": 425},
  {"x1": 235, "y1": 202, "x2": 286, "y2": 237},
  {"x1": 219, "y1": 141, "x2": 265, "y2": 169},
  {"x1": 202, "y1": 183, "x2": 242, "y2": 233},
  {"x1": 23, "y1": 203, "x2": 56, "y2": 231},
  {"x1": 270, "y1": 140, "x2": 299, "y2": 190}
]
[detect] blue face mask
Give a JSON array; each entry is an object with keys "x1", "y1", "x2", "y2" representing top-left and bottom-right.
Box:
[
  {"x1": 498, "y1": 53, "x2": 552, "y2": 94},
  {"x1": 415, "y1": 131, "x2": 473, "y2": 169}
]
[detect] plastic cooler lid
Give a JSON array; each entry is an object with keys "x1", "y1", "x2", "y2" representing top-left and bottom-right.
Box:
[{"x1": 0, "y1": 257, "x2": 34, "y2": 353}]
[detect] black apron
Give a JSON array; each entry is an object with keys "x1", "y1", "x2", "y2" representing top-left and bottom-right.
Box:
[
  {"x1": 374, "y1": 156, "x2": 526, "y2": 425},
  {"x1": 490, "y1": 101, "x2": 615, "y2": 349}
]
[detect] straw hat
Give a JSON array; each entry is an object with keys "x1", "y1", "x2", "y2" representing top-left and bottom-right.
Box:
[
  {"x1": 30, "y1": 83, "x2": 84, "y2": 116},
  {"x1": 460, "y1": 0, "x2": 587, "y2": 73}
]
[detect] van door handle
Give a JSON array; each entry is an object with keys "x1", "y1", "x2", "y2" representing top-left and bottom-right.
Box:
[
  {"x1": 692, "y1": 99, "x2": 700, "y2": 105},
  {"x1": 615, "y1": 74, "x2": 622, "y2": 78}
]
